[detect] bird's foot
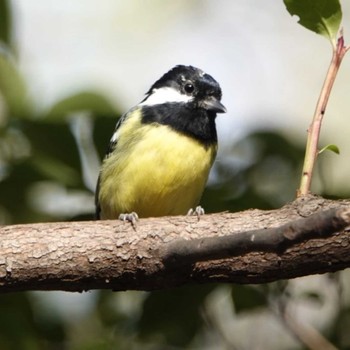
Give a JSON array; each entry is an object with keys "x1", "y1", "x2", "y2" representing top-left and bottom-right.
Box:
[
  {"x1": 119, "y1": 212, "x2": 139, "y2": 229},
  {"x1": 187, "y1": 206, "x2": 205, "y2": 220}
]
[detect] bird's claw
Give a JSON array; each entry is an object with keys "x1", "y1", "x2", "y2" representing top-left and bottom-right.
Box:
[
  {"x1": 187, "y1": 206, "x2": 205, "y2": 220},
  {"x1": 119, "y1": 212, "x2": 139, "y2": 229}
]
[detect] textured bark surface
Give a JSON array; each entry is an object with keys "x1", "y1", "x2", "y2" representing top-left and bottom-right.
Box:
[{"x1": 0, "y1": 195, "x2": 349, "y2": 292}]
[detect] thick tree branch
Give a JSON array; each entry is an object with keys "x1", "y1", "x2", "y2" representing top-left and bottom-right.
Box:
[
  {"x1": 0, "y1": 195, "x2": 349, "y2": 292},
  {"x1": 162, "y1": 207, "x2": 350, "y2": 265}
]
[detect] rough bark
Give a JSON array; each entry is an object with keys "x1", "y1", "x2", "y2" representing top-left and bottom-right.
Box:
[{"x1": 0, "y1": 195, "x2": 349, "y2": 292}]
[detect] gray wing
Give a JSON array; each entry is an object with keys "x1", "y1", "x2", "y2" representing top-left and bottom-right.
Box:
[{"x1": 94, "y1": 111, "x2": 130, "y2": 219}]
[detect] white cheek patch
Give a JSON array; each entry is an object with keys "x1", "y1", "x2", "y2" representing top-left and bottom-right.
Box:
[{"x1": 140, "y1": 87, "x2": 192, "y2": 106}]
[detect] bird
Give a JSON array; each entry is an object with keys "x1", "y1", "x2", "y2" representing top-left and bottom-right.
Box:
[{"x1": 95, "y1": 65, "x2": 226, "y2": 222}]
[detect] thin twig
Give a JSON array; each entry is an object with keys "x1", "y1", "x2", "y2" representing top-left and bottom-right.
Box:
[
  {"x1": 298, "y1": 32, "x2": 348, "y2": 196},
  {"x1": 279, "y1": 298, "x2": 338, "y2": 350}
]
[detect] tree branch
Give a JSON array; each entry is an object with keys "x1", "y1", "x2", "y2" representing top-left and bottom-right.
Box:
[
  {"x1": 0, "y1": 195, "x2": 349, "y2": 292},
  {"x1": 162, "y1": 207, "x2": 350, "y2": 265}
]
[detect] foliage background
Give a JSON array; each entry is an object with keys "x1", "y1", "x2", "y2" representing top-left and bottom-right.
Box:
[{"x1": 1, "y1": 1, "x2": 350, "y2": 349}]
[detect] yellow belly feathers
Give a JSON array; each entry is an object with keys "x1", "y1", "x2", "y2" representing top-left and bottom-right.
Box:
[{"x1": 98, "y1": 111, "x2": 217, "y2": 219}]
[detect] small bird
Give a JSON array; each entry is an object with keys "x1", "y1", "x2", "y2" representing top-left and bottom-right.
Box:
[{"x1": 95, "y1": 65, "x2": 226, "y2": 221}]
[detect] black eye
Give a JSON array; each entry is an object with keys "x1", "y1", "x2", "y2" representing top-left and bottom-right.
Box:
[{"x1": 184, "y1": 82, "x2": 194, "y2": 94}]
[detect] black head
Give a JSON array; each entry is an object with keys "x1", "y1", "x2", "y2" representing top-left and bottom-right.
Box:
[
  {"x1": 140, "y1": 65, "x2": 226, "y2": 146},
  {"x1": 142, "y1": 65, "x2": 226, "y2": 114}
]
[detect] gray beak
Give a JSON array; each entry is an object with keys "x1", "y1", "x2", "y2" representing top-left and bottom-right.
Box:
[{"x1": 202, "y1": 96, "x2": 227, "y2": 113}]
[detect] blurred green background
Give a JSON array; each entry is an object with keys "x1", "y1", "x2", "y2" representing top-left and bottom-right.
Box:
[{"x1": 1, "y1": 1, "x2": 350, "y2": 349}]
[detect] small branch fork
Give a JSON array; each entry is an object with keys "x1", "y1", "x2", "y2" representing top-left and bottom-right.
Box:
[
  {"x1": 162, "y1": 207, "x2": 350, "y2": 265},
  {"x1": 298, "y1": 32, "x2": 350, "y2": 196}
]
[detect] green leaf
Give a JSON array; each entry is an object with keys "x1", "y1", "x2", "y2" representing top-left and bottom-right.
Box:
[
  {"x1": 46, "y1": 91, "x2": 117, "y2": 121},
  {"x1": 231, "y1": 285, "x2": 267, "y2": 313},
  {"x1": 284, "y1": 0, "x2": 342, "y2": 44},
  {"x1": 0, "y1": 0, "x2": 12, "y2": 47},
  {"x1": 319, "y1": 144, "x2": 340, "y2": 155},
  {"x1": 138, "y1": 285, "x2": 216, "y2": 347},
  {"x1": 31, "y1": 155, "x2": 81, "y2": 186},
  {"x1": 301, "y1": 291, "x2": 324, "y2": 304},
  {"x1": 0, "y1": 52, "x2": 33, "y2": 118}
]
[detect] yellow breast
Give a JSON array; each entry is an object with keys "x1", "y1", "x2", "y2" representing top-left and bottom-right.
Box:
[{"x1": 98, "y1": 112, "x2": 217, "y2": 219}]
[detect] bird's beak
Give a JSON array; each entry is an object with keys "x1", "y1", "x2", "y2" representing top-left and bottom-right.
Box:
[{"x1": 202, "y1": 96, "x2": 227, "y2": 113}]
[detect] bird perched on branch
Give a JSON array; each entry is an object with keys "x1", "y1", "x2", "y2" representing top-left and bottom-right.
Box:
[{"x1": 95, "y1": 65, "x2": 226, "y2": 222}]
